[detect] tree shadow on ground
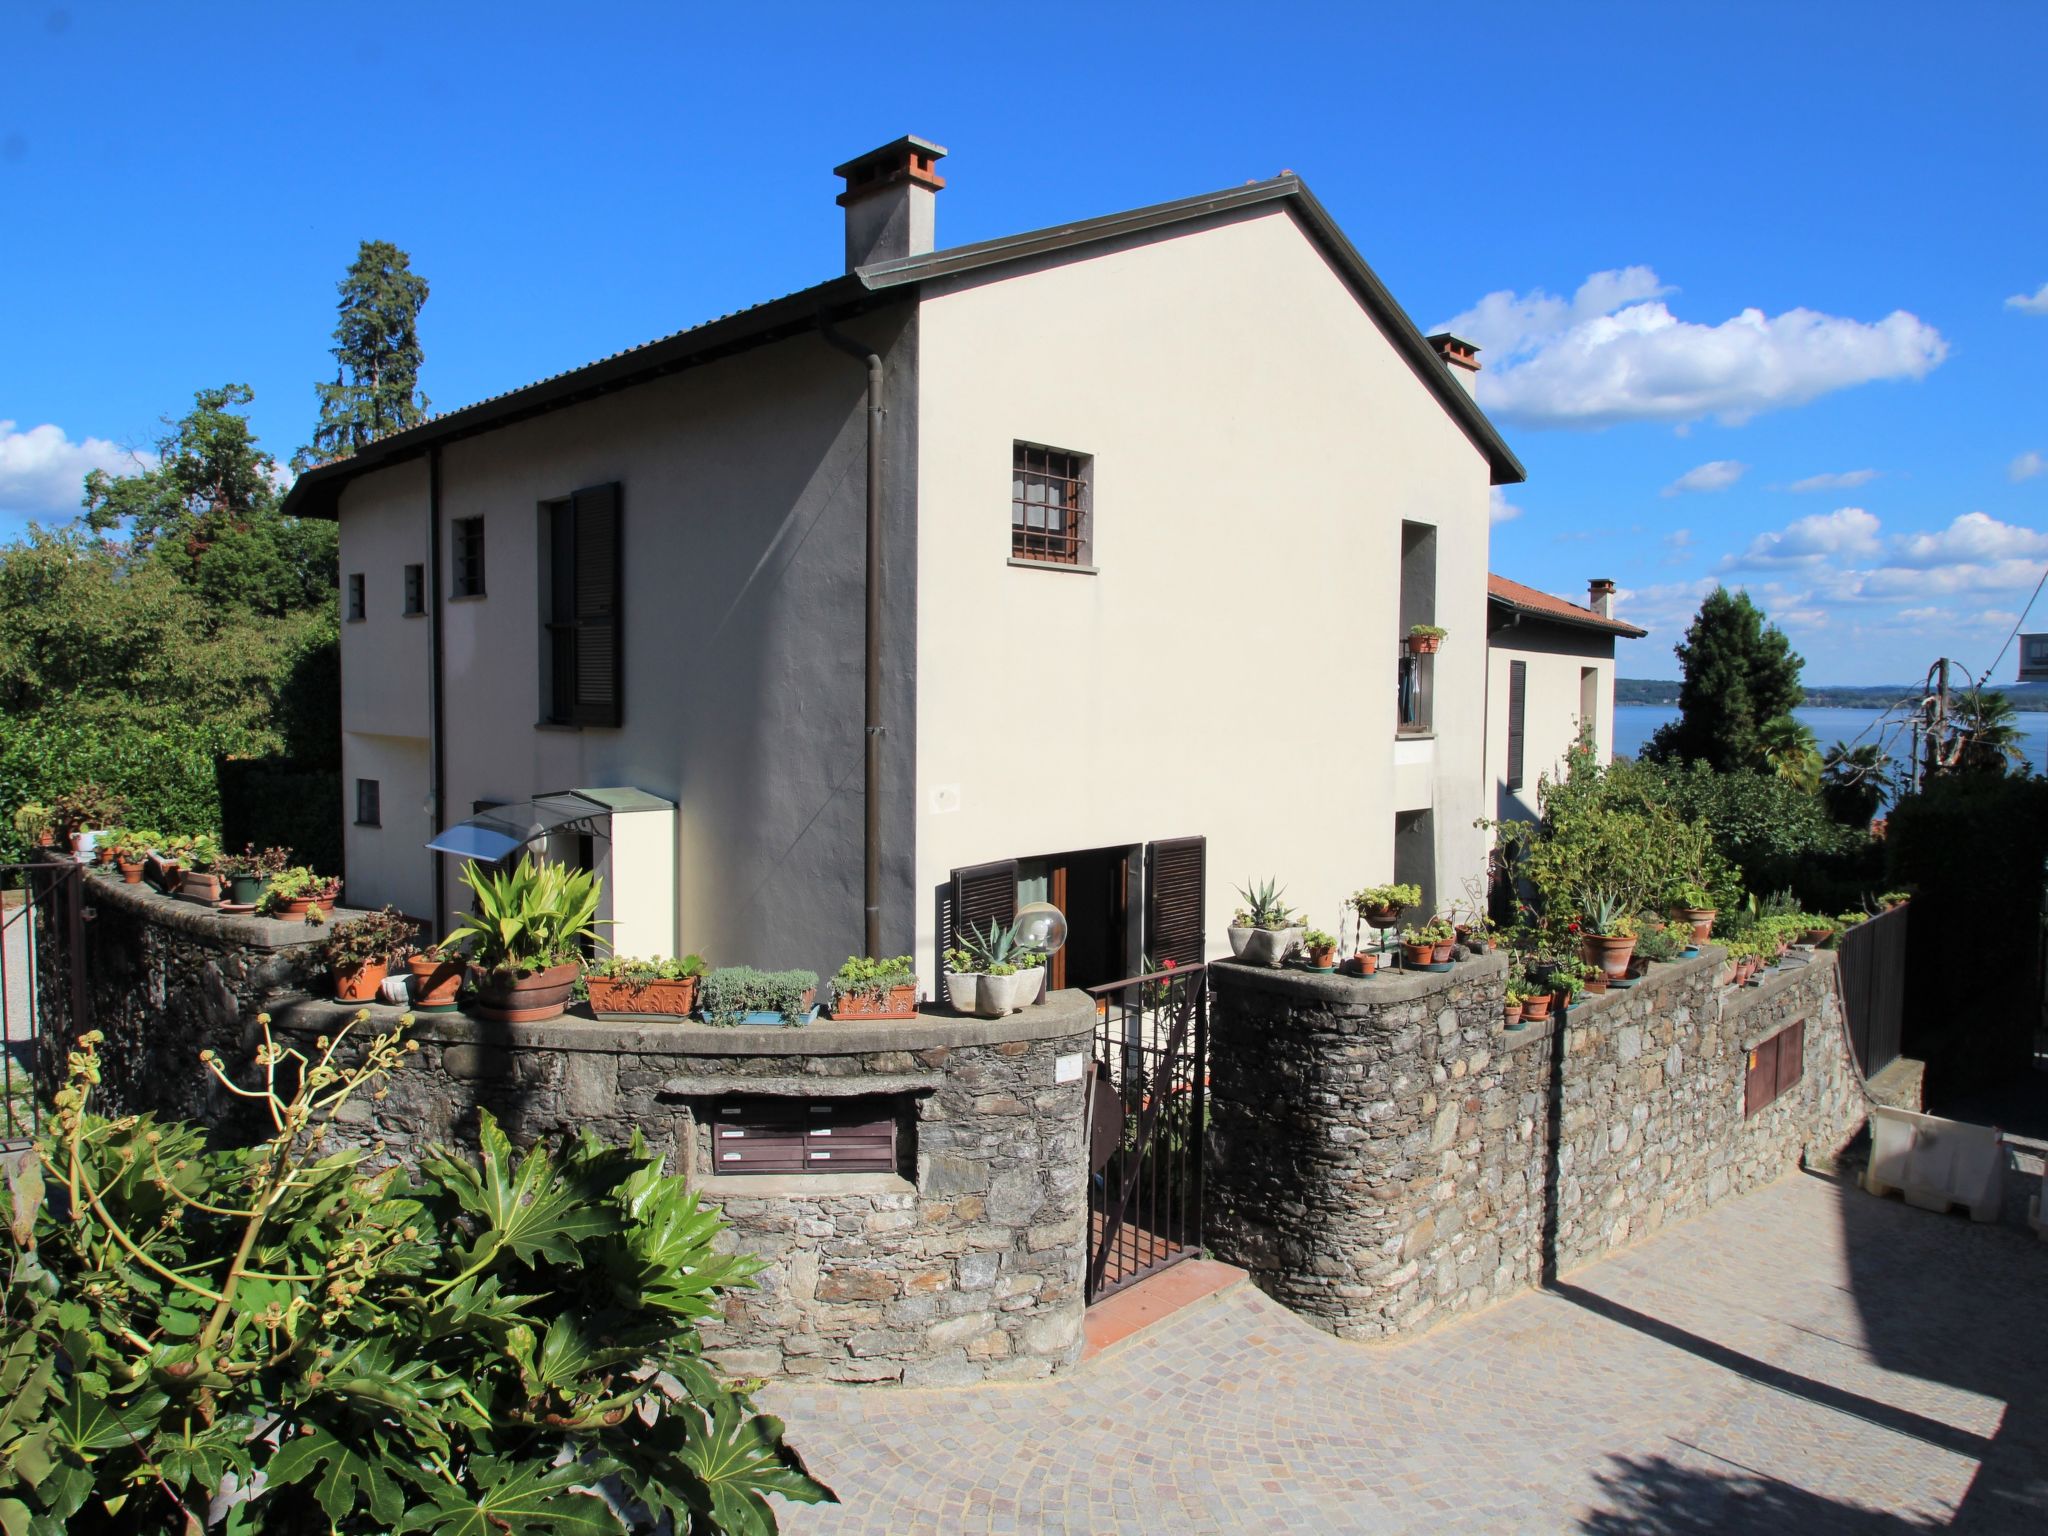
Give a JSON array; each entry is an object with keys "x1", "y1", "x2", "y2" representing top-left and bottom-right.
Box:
[{"x1": 1580, "y1": 1452, "x2": 1942, "y2": 1534}]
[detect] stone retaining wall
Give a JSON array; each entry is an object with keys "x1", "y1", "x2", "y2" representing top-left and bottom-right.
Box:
[
  {"x1": 1207, "y1": 946, "x2": 1866, "y2": 1340},
  {"x1": 41, "y1": 870, "x2": 1094, "y2": 1386}
]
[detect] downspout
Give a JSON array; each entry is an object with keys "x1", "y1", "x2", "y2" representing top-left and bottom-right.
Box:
[
  {"x1": 819, "y1": 314, "x2": 886, "y2": 957},
  {"x1": 427, "y1": 446, "x2": 447, "y2": 936}
]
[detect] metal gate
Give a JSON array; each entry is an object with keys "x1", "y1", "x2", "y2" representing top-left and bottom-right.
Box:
[
  {"x1": 1083, "y1": 962, "x2": 1208, "y2": 1302},
  {"x1": 1, "y1": 860, "x2": 88, "y2": 1147},
  {"x1": 1838, "y1": 903, "x2": 1907, "y2": 1078}
]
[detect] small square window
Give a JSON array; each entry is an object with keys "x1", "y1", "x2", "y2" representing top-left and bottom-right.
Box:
[
  {"x1": 403, "y1": 563, "x2": 424, "y2": 615},
  {"x1": 452, "y1": 517, "x2": 486, "y2": 598},
  {"x1": 354, "y1": 778, "x2": 381, "y2": 828},
  {"x1": 1011, "y1": 443, "x2": 1090, "y2": 565},
  {"x1": 346, "y1": 572, "x2": 365, "y2": 621}
]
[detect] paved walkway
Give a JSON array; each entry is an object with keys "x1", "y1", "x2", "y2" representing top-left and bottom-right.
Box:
[{"x1": 766, "y1": 1172, "x2": 2046, "y2": 1534}]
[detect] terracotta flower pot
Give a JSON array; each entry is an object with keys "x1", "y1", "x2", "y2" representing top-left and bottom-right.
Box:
[
  {"x1": 1522, "y1": 993, "x2": 1553, "y2": 1022},
  {"x1": 1306, "y1": 944, "x2": 1339, "y2": 970},
  {"x1": 587, "y1": 975, "x2": 701, "y2": 1018},
  {"x1": 1676, "y1": 907, "x2": 1716, "y2": 946},
  {"x1": 334, "y1": 960, "x2": 389, "y2": 1002},
  {"x1": 1584, "y1": 974, "x2": 1609, "y2": 994},
  {"x1": 408, "y1": 952, "x2": 465, "y2": 1008},
  {"x1": 1402, "y1": 940, "x2": 1435, "y2": 968},
  {"x1": 1504, "y1": 1002, "x2": 1525, "y2": 1028},
  {"x1": 1580, "y1": 934, "x2": 1637, "y2": 982},
  {"x1": 1363, "y1": 904, "x2": 1402, "y2": 928},
  {"x1": 117, "y1": 858, "x2": 144, "y2": 884},
  {"x1": 471, "y1": 961, "x2": 579, "y2": 1023},
  {"x1": 1431, "y1": 939, "x2": 1456, "y2": 965},
  {"x1": 1350, "y1": 952, "x2": 1379, "y2": 976},
  {"x1": 1406, "y1": 633, "x2": 1442, "y2": 655},
  {"x1": 829, "y1": 982, "x2": 919, "y2": 1020},
  {"x1": 274, "y1": 885, "x2": 340, "y2": 918}
]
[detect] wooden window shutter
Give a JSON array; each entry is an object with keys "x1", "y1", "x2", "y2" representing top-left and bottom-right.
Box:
[
  {"x1": 946, "y1": 860, "x2": 1018, "y2": 969},
  {"x1": 570, "y1": 483, "x2": 622, "y2": 726},
  {"x1": 1146, "y1": 836, "x2": 1207, "y2": 968},
  {"x1": 1506, "y1": 660, "x2": 1527, "y2": 791},
  {"x1": 1775, "y1": 1021, "x2": 1805, "y2": 1101}
]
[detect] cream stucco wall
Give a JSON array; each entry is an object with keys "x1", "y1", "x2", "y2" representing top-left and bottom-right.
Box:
[
  {"x1": 1486, "y1": 618, "x2": 1620, "y2": 825},
  {"x1": 913, "y1": 206, "x2": 1496, "y2": 973}
]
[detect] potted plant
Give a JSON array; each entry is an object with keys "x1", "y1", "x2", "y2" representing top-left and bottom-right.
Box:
[
  {"x1": 1666, "y1": 881, "x2": 1717, "y2": 946},
  {"x1": 697, "y1": 966, "x2": 820, "y2": 1027},
  {"x1": 1351, "y1": 882, "x2": 1421, "y2": 932},
  {"x1": 52, "y1": 783, "x2": 128, "y2": 855},
  {"x1": 406, "y1": 940, "x2": 466, "y2": 1010},
  {"x1": 439, "y1": 856, "x2": 605, "y2": 1023},
  {"x1": 175, "y1": 833, "x2": 226, "y2": 904},
  {"x1": 1301, "y1": 928, "x2": 1339, "y2": 971},
  {"x1": 217, "y1": 844, "x2": 289, "y2": 908},
  {"x1": 829, "y1": 954, "x2": 919, "y2": 1019},
  {"x1": 1879, "y1": 890, "x2": 1911, "y2": 911},
  {"x1": 262, "y1": 866, "x2": 340, "y2": 919},
  {"x1": 1578, "y1": 890, "x2": 1639, "y2": 984},
  {"x1": 1504, "y1": 987, "x2": 1527, "y2": 1029},
  {"x1": 944, "y1": 920, "x2": 1048, "y2": 1017},
  {"x1": 111, "y1": 828, "x2": 156, "y2": 884},
  {"x1": 322, "y1": 905, "x2": 416, "y2": 1002},
  {"x1": 11, "y1": 802, "x2": 55, "y2": 850},
  {"x1": 1227, "y1": 878, "x2": 1303, "y2": 967},
  {"x1": 1551, "y1": 962, "x2": 1588, "y2": 1014},
  {"x1": 1521, "y1": 988, "x2": 1554, "y2": 1022},
  {"x1": 1421, "y1": 917, "x2": 1458, "y2": 968},
  {"x1": 1406, "y1": 623, "x2": 1448, "y2": 655},
  {"x1": 1348, "y1": 950, "x2": 1379, "y2": 976},
  {"x1": 586, "y1": 953, "x2": 710, "y2": 1018}
]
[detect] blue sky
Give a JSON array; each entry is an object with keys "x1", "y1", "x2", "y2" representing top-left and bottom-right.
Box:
[{"x1": 3, "y1": 1, "x2": 2044, "y2": 683}]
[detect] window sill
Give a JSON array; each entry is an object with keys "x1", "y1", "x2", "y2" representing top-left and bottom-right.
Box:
[
  {"x1": 402, "y1": 610, "x2": 425, "y2": 619},
  {"x1": 448, "y1": 593, "x2": 487, "y2": 603},
  {"x1": 700, "y1": 1171, "x2": 914, "y2": 1198},
  {"x1": 345, "y1": 616, "x2": 365, "y2": 624},
  {"x1": 353, "y1": 820, "x2": 381, "y2": 829},
  {"x1": 1007, "y1": 557, "x2": 1099, "y2": 576},
  {"x1": 534, "y1": 720, "x2": 582, "y2": 733},
  {"x1": 1396, "y1": 728, "x2": 1436, "y2": 741}
]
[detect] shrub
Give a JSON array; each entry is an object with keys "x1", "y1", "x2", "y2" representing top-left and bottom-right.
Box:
[
  {"x1": 0, "y1": 715, "x2": 230, "y2": 863},
  {"x1": 698, "y1": 967, "x2": 820, "y2": 1026},
  {"x1": 321, "y1": 905, "x2": 417, "y2": 971},
  {"x1": 0, "y1": 1023, "x2": 832, "y2": 1533}
]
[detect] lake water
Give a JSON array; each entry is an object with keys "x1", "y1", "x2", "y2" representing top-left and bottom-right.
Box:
[{"x1": 1612, "y1": 704, "x2": 2048, "y2": 777}]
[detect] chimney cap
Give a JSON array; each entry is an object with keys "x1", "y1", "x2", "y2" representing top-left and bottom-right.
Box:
[
  {"x1": 834, "y1": 135, "x2": 948, "y2": 205},
  {"x1": 1426, "y1": 332, "x2": 1482, "y2": 372},
  {"x1": 1589, "y1": 577, "x2": 1617, "y2": 592}
]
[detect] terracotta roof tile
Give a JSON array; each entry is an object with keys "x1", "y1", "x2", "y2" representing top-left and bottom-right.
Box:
[{"x1": 1488, "y1": 573, "x2": 1647, "y2": 638}]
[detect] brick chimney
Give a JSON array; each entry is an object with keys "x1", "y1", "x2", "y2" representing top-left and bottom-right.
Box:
[
  {"x1": 834, "y1": 135, "x2": 947, "y2": 272},
  {"x1": 1588, "y1": 578, "x2": 1616, "y2": 619},
  {"x1": 1426, "y1": 333, "x2": 1482, "y2": 397}
]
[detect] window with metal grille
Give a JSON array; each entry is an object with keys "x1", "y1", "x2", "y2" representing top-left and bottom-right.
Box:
[
  {"x1": 1743, "y1": 1020, "x2": 1805, "y2": 1117},
  {"x1": 452, "y1": 517, "x2": 486, "y2": 598},
  {"x1": 1011, "y1": 443, "x2": 1091, "y2": 565},
  {"x1": 540, "y1": 483, "x2": 623, "y2": 728},
  {"x1": 710, "y1": 1096, "x2": 902, "y2": 1176},
  {"x1": 403, "y1": 563, "x2": 424, "y2": 616},
  {"x1": 346, "y1": 572, "x2": 365, "y2": 621},
  {"x1": 354, "y1": 778, "x2": 381, "y2": 827}
]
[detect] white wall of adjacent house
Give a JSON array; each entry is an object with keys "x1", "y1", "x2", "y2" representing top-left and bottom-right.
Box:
[
  {"x1": 912, "y1": 203, "x2": 1497, "y2": 974},
  {"x1": 337, "y1": 459, "x2": 435, "y2": 920},
  {"x1": 330, "y1": 314, "x2": 908, "y2": 978},
  {"x1": 1485, "y1": 621, "x2": 1619, "y2": 825}
]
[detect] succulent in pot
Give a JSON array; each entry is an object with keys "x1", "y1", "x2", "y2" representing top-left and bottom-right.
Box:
[
  {"x1": 945, "y1": 920, "x2": 1048, "y2": 1017},
  {"x1": 585, "y1": 952, "x2": 709, "y2": 1018},
  {"x1": 1504, "y1": 986, "x2": 1528, "y2": 1029},
  {"x1": 1418, "y1": 917, "x2": 1458, "y2": 967},
  {"x1": 1521, "y1": 989, "x2": 1554, "y2": 1022},
  {"x1": 1406, "y1": 622, "x2": 1448, "y2": 655},
  {"x1": 262, "y1": 865, "x2": 341, "y2": 918},
  {"x1": 1227, "y1": 878, "x2": 1304, "y2": 967},
  {"x1": 1577, "y1": 889, "x2": 1639, "y2": 982},
  {"x1": 439, "y1": 856, "x2": 605, "y2": 1023},
  {"x1": 406, "y1": 940, "x2": 466, "y2": 1010},
  {"x1": 1668, "y1": 880, "x2": 1718, "y2": 946},
  {"x1": 322, "y1": 905, "x2": 417, "y2": 1001},
  {"x1": 109, "y1": 828, "x2": 158, "y2": 883},
  {"x1": 697, "y1": 966, "x2": 820, "y2": 1027},
  {"x1": 217, "y1": 843, "x2": 290, "y2": 907},
  {"x1": 1301, "y1": 928, "x2": 1340, "y2": 971},
  {"x1": 830, "y1": 954, "x2": 919, "y2": 1019},
  {"x1": 175, "y1": 833, "x2": 226, "y2": 904}
]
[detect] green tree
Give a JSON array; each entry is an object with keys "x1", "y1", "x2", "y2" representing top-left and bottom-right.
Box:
[
  {"x1": 1821, "y1": 741, "x2": 1896, "y2": 827},
  {"x1": 1757, "y1": 714, "x2": 1822, "y2": 792},
  {"x1": 1942, "y1": 687, "x2": 2030, "y2": 776},
  {"x1": 1644, "y1": 588, "x2": 1805, "y2": 772},
  {"x1": 296, "y1": 239, "x2": 430, "y2": 470}
]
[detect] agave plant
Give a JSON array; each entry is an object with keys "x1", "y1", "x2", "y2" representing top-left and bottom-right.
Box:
[
  {"x1": 441, "y1": 855, "x2": 606, "y2": 974},
  {"x1": 1234, "y1": 878, "x2": 1295, "y2": 931},
  {"x1": 954, "y1": 918, "x2": 1046, "y2": 976},
  {"x1": 1579, "y1": 888, "x2": 1632, "y2": 938}
]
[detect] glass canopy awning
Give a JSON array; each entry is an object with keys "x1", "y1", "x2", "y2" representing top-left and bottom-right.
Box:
[{"x1": 425, "y1": 787, "x2": 674, "y2": 863}]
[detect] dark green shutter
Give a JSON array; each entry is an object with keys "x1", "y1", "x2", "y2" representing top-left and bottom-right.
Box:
[
  {"x1": 1506, "y1": 660, "x2": 1527, "y2": 791},
  {"x1": 1145, "y1": 836, "x2": 1207, "y2": 968}
]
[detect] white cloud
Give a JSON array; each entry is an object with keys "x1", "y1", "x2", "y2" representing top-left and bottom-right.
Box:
[
  {"x1": 1664, "y1": 528, "x2": 1693, "y2": 549},
  {"x1": 1662, "y1": 459, "x2": 1746, "y2": 496},
  {"x1": 1786, "y1": 469, "x2": 1879, "y2": 493},
  {"x1": 1724, "y1": 507, "x2": 1883, "y2": 569},
  {"x1": 0, "y1": 420, "x2": 146, "y2": 517},
  {"x1": 1890, "y1": 511, "x2": 2048, "y2": 568},
  {"x1": 2010, "y1": 451, "x2": 2045, "y2": 483},
  {"x1": 2006, "y1": 282, "x2": 2048, "y2": 316},
  {"x1": 1436, "y1": 268, "x2": 1947, "y2": 428},
  {"x1": 1488, "y1": 487, "x2": 1522, "y2": 525}
]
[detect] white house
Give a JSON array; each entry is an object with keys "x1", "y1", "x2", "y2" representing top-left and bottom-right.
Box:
[
  {"x1": 285, "y1": 136, "x2": 1528, "y2": 992},
  {"x1": 1485, "y1": 573, "x2": 1646, "y2": 824}
]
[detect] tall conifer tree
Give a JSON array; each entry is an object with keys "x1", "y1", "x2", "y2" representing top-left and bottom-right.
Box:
[
  {"x1": 1645, "y1": 587, "x2": 1805, "y2": 772},
  {"x1": 295, "y1": 240, "x2": 430, "y2": 470}
]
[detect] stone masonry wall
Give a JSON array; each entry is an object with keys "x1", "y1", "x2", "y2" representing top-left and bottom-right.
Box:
[
  {"x1": 1207, "y1": 946, "x2": 1866, "y2": 1341},
  {"x1": 39, "y1": 872, "x2": 1095, "y2": 1386}
]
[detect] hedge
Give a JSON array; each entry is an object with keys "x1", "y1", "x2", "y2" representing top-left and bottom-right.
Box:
[{"x1": 0, "y1": 713, "x2": 237, "y2": 863}]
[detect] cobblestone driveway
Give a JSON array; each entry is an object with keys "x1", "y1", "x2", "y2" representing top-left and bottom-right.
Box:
[{"x1": 766, "y1": 1172, "x2": 2046, "y2": 1533}]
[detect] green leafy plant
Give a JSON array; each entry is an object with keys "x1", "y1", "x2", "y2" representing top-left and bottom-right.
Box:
[
  {"x1": 181, "y1": 832, "x2": 222, "y2": 870},
  {"x1": 1416, "y1": 917, "x2": 1456, "y2": 944},
  {"x1": 698, "y1": 967, "x2": 820, "y2": 1026},
  {"x1": 1631, "y1": 916, "x2": 1689, "y2": 964},
  {"x1": 321, "y1": 905, "x2": 417, "y2": 971},
  {"x1": 0, "y1": 1024, "x2": 832, "y2": 1533},
  {"x1": 217, "y1": 843, "x2": 291, "y2": 880},
  {"x1": 949, "y1": 920, "x2": 1047, "y2": 976},
  {"x1": 259, "y1": 865, "x2": 335, "y2": 912},
  {"x1": 1351, "y1": 882, "x2": 1422, "y2": 915},
  {"x1": 1407, "y1": 623, "x2": 1448, "y2": 641},
  {"x1": 109, "y1": 827, "x2": 160, "y2": 861},
  {"x1": 1301, "y1": 928, "x2": 1337, "y2": 952},
  {"x1": 1667, "y1": 879, "x2": 1716, "y2": 911},
  {"x1": 588, "y1": 952, "x2": 709, "y2": 985},
  {"x1": 49, "y1": 782, "x2": 129, "y2": 833},
  {"x1": 10, "y1": 801, "x2": 52, "y2": 841},
  {"x1": 831, "y1": 954, "x2": 916, "y2": 1001},
  {"x1": 439, "y1": 856, "x2": 604, "y2": 975},
  {"x1": 1232, "y1": 879, "x2": 1296, "y2": 931}
]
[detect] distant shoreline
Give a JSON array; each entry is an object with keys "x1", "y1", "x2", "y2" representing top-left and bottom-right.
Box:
[{"x1": 1616, "y1": 679, "x2": 2048, "y2": 711}]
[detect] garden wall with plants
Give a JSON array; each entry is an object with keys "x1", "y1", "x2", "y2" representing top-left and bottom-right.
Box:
[
  {"x1": 36, "y1": 873, "x2": 1098, "y2": 1388},
  {"x1": 1205, "y1": 944, "x2": 1866, "y2": 1340}
]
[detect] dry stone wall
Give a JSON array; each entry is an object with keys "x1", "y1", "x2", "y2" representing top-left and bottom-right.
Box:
[{"x1": 1207, "y1": 946, "x2": 1865, "y2": 1341}]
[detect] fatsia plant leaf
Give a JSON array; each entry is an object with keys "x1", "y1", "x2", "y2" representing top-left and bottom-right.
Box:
[
  {"x1": 671, "y1": 1396, "x2": 836, "y2": 1535},
  {"x1": 44, "y1": 1386, "x2": 169, "y2": 1456},
  {"x1": 391, "y1": 1457, "x2": 621, "y2": 1535},
  {"x1": 265, "y1": 1424, "x2": 406, "y2": 1526}
]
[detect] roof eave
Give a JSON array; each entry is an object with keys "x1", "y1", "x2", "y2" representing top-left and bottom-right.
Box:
[{"x1": 1488, "y1": 594, "x2": 1647, "y2": 639}]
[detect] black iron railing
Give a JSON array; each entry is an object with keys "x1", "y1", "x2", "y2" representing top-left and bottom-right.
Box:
[
  {"x1": 0, "y1": 860, "x2": 88, "y2": 1145},
  {"x1": 1083, "y1": 962, "x2": 1208, "y2": 1302}
]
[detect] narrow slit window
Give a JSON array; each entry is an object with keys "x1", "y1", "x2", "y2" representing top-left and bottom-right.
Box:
[
  {"x1": 354, "y1": 778, "x2": 381, "y2": 827},
  {"x1": 403, "y1": 563, "x2": 425, "y2": 615},
  {"x1": 452, "y1": 517, "x2": 486, "y2": 598},
  {"x1": 346, "y1": 572, "x2": 365, "y2": 621}
]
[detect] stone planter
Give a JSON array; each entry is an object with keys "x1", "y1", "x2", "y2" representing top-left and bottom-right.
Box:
[
  {"x1": 943, "y1": 971, "x2": 980, "y2": 1013},
  {"x1": 830, "y1": 982, "x2": 919, "y2": 1020},
  {"x1": 586, "y1": 975, "x2": 700, "y2": 1018},
  {"x1": 470, "y1": 961, "x2": 579, "y2": 1023},
  {"x1": 1227, "y1": 925, "x2": 1302, "y2": 967},
  {"x1": 407, "y1": 952, "x2": 464, "y2": 1009},
  {"x1": 333, "y1": 960, "x2": 389, "y2": 1002},
  {"x1": 977, "y1": 967, "x2": 1044, "y2": 1018}
]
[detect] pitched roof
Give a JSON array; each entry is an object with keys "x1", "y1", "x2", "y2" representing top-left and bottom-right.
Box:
[
  {"x1": 283, "y1": 175, "x2": 1523, "y2": 520},
  {"x1": 1488, "y1": 574, "x2": 1647, "y2": 638}
]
